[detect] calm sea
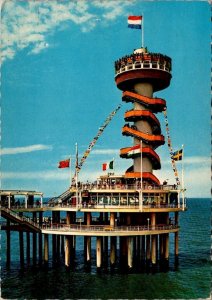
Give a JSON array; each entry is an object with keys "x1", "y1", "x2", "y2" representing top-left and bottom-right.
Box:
[{"x1": 1, "y1": 198, "x2": 211, "y2": 299}]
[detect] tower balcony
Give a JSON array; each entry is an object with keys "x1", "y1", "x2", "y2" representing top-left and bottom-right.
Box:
[{"x1": 115, "y1": 52, "x2": 172, "y2": 92}]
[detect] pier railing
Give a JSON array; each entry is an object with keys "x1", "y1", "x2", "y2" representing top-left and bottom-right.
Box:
[
  {"x1": 41, "y1": 223, "x2": 179, "y2": 233},
  {"x1": 9, "y1": 203, "x2": 183, "y2": 210},
  {"x1": 79, "y1": 183, "x2": 177, "y2": 191},
  {"x1": 0, "y1": 207, "x2": 40, "y2": 231}
]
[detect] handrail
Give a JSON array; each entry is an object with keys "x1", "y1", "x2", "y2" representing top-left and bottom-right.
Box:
[
  {"x1": 122, "y1": 91, "x2": 166, "y2": 112},
  {"x1": 115, "y1": 60, "x2": 171, "y2": 77},
  {"x1": 1, "y1": 207, "x2": 40, "y2": 229},
  {"x1": 42, "y1": 224, "x2": 179, "y2": 232},
  {"x1": 79, "y1": 183, "x2": 177, "y2": 191},
  {"x1": 122, "y1": 125, "x2": 165, "y2": 145},
  {"x1": 124, "y1": 110, "x2": 161, "y2": 130}
]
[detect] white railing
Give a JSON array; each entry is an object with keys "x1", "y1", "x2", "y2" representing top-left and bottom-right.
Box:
[
  {"x1": 79, "y1": 183, "x2": 177, "y2": 191},
  {"x1": 115, "y1": 61, "x2": 171, "y2": 77},
  {"x1": 42, "y1": 224, "x2": 179, "y2": 232}
]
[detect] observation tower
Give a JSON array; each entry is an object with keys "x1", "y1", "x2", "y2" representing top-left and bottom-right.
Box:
[{"x1": 116, "y1": 47, "x2": 171, "y2": 186}]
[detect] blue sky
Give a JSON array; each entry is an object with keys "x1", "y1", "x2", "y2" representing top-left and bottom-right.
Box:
[{"x1": 1, "y1": 0, "x2": 210, "y2": 198}]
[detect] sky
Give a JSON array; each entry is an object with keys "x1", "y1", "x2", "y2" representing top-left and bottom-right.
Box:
[{"x1": 1, "y1": 0, "x2": 211, "y2": 198}]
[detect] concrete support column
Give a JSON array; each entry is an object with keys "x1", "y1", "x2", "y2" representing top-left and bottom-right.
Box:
[
  {"x1": 175, "y1": 232, "x2": 179, "y2": 258},
  {"x1": 151, "y1": 235, "x2": 156, "y2": 265},
  {"x1": 141, "y1": 236, "x2": 145, "y2": 261},
  {"x1": 86, "y1": 212, "x2": 92, "y2": 225},
  {"x1": 32, "y1": 212, "x2": 37, "y2": 264},
  {"x1": 44, "y1": 234, "x2": 49, "y2": 263},
  {"x1": 19, "y1": 231, "x2": 24, "y2": 266},
  {"x1": 110, "y1": 236, "x2": 116, "y2": 265},
  {"x1": 151, "y1": 213, "x2": 156, "y2": 264},
  {"x1": 127, "y1": 237, "x2": 133, "y2": 268},
  {"x1": 40, "y1": 195, "x2": 43, "y2": 208},
  {"x1": 155, "y1": 235, "x2": 158, "y2": 262},
  {"x1": 26, "y1": 231, "x2": 30, "y2": 264},
  {"x1": 71, "y1": 236, "x2": 76, "y2": 257},
  {"x1": 110, "y1": 212, "x2": 115, "y2": 227},
  {"x1": 104, "y1": 212, "x2": 108, "y2": 223},
  {"x1": 159, "y1": 234, "x2": 164, "y2": 260},
  {"x1": 6, "y1": 219, "x2": 11, "y2": 266},
  {"x1": 8, "y1": 195, "x2": 11, "y2": 209},
  {"x1": 52, "y1": 211, "x2": 58, "y2": 261},
  {"x1": 134, "y1": 236, "x2": 140, "y2": 262},
  {"x1": 126, "y1": 213, "x2": 131, "y2": 225},
  {"x1": 86, "y1": 237, "x2": 91, "y2": 262},
  {"x1": 96, "y1": 237, "x2": 102, "y2": 268},
  {"x1": 164, "y1": 233, "x2": 169, "y2": 260},
  {"x1": 52, "y1": 235, "x2": 57, "y2": 261},
  {"x1": 151, "y1": 213, "x2": 156, "y2": 228},
  {"x1": 102, "y1": 236, "x2": 108, "y2": 266},
  {"x1": 163, "y1": 212, "x2": 169, "y2": 261},
  {"x1": 99, "y1": 212, "x2": 103, "y2": 223},
  {"x1": 65, "y1": 236, "x2": 71, "y2": 267},
  {"x1": 84, "y1": 212, "x2": 91, "y2": 262},
  {"x1": 146, "y1": 235, "x2": 151, "y2": 261},
  {"x1": 174, "y1": 212, "x2": 179, "y2": 258},
  {"x1": 61, "y1": 235, "x2": 64, "y2": 256},
  {"x1": 56, "y1": 235, "x2": 61, "y2": 260},
  {"x1": 39, "y1": 212, "x2": 43, "y2": 264},
  {"x1": 66, "y1": 211, "x2": 71, "y2": 225}
]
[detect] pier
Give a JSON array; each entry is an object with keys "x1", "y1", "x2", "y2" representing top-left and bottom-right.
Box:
[
  {"x1": 1, "y1": 46, "x2": 186, "y2": 271},
  {"x1": 1, "y1": 183, "x2": 185, "y2": 269}
]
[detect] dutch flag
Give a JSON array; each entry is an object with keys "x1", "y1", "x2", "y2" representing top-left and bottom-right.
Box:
[{"x1": 128, "y1": 16, "x2": 142, "y2": 29}]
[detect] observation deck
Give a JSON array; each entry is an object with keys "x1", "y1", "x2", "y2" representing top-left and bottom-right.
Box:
[{"x1": 115, "y1": 50, "x2": 172, "y2": 92}]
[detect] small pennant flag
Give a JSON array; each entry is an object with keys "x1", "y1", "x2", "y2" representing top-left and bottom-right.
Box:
[
  {"x1": 58, "y1": 159, "x2": 70, "y2": 168},
  {"x1": 128, "y1": 16, "x2": 142, "y2": 29},
  {"x1": 171, "y1": 149, "x2": 183, "y2": 161}
]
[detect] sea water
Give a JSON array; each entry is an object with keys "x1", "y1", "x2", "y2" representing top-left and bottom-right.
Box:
[{"x1": 1, "y1": 198, "x2": 211, "y2": 299}]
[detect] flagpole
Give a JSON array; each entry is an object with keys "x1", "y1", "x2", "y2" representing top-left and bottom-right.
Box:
[
  {"x1": 113, "y1": 157, "x2": 115, "y2": 174},
  {"x1": 182, "y1": 144, "x2": 185, "y2": 210},
  {"x1": 75, "y1": 143, "x2": 78, "y2": 208},
  {"x1": 139, "y1": 140, "x2": 143, "y2": 211},
  {"x1": 141, "y1": 14, "x2": 144, "y2": 48},
  {"x1": 69, "y1": 155, "x2": 72, "y2": 187}
]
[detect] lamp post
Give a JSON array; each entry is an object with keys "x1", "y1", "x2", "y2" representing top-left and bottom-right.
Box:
[{"x1": 147, "y1": 218, "x2": 150, "y2": 230}]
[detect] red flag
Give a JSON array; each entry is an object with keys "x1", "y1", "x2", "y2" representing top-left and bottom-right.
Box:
[{"x1": 58, "y1": 159, "x2": 70, "y2": 168}]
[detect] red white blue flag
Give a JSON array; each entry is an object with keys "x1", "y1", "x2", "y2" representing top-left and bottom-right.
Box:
[{"x1": 128, "y1": 16, "x2": 142, "y2": 29}]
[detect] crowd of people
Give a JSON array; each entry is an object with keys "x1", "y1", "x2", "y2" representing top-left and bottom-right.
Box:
[{"x1": 114, "y1": 52, "x2": 172, "y2": 72}]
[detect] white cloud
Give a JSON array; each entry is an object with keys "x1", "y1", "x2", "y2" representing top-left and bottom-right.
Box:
[
  {"x1": 156, "y1": 155, "x2": 210, "y2": 197},
  {"x1": 0, "y1": 144, "x2": 52, "y2": 155},
  {"x1": 1, "y1": 0, "x2": 134, "y2": 62}
]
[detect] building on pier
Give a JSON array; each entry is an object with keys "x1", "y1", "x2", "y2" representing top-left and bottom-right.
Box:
[{"x1": 1, "y1": 46, "x2": 186, "y2": 270}]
